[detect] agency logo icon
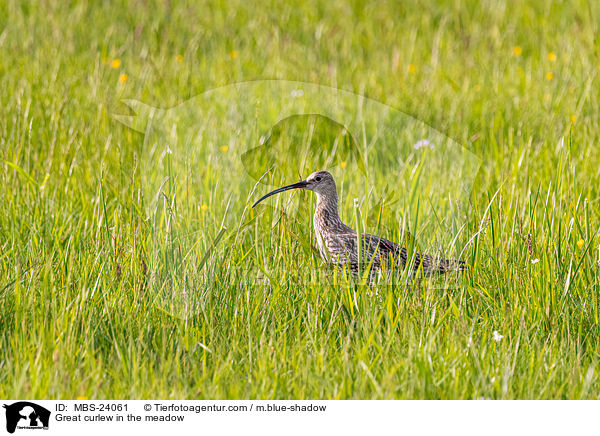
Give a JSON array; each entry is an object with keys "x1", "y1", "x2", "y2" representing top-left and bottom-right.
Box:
[{"x1": 2, "y1": 402, "x2": 50, "y2": 433}]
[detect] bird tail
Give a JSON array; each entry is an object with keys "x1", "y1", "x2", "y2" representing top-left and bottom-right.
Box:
[
  {"x1": 437, "y1": 257, "x2": 467, "y2": 274},
  {"x1": 419, "y1": 254, "x2": 467, "y2": 275}
]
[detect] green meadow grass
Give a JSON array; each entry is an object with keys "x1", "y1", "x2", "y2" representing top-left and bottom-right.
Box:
[{"x1": 1, "y1": 0, "x2": 600, "y2": 399}]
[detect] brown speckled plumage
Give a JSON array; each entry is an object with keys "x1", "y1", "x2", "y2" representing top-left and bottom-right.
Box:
[{"x1": 253, "y1": 170, "x2": 466, "y2": 277}]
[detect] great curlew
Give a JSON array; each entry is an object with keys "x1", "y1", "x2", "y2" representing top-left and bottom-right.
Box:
[{"x1": 252, "y1": 170, "x2": 466, "y2": 278}]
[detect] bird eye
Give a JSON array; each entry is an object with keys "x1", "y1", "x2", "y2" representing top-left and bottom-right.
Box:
[{"x1": 315, "y1": 176, "x2": 322, "y2": 182}]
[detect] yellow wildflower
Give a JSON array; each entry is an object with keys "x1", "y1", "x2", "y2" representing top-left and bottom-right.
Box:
[
  {"x1": 110, "y1": 59, "x2": 121, "y2": 69},
  {"x1": 201, "y1": 204, "x2": 209, "y2": 212},
  {"x1": 119, "y1": 73, "x2": 128, "y2": 83},
  {"x1": 340, "y1": 161, "x2": 347, "y2": 169},
  {"x1": 230, "y1": 50, "x2": 238, "y2": 59},
  {"x1": 548, "y1": 52, "x2": 557, "y2": 62},
  {"x1": 176, "y1": 54, "x2": 184, "y2": 62},
  {"x1": 546, "y1": 72, "x2": 554, "y2": 81},
  {"x1": 512, "y1": 46, "x2": 522, "y2": 56},
  {"x1": 76, "y1": 396, "x2": 88, "y2": 401},
  {"x1": 220, "y1": 145, "x2": 229, "y2": 152},
  {"x1": 408, "y1": 64, "x2": 416, "y2": 74},
  {"x1": 577, "y1": 239, "x2": 585, "y2": 248},
  {"x1": 571, "y1": 115, "x2": 577, "y2": 123}
]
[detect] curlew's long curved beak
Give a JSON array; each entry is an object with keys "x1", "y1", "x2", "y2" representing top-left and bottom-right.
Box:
[{"x1": 252, "y1": 180, "x2": 309, "y2": 208}]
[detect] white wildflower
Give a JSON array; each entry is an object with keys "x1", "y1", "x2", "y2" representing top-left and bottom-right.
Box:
[
  {"x1": 492, "y1": 331, "x2": 504, "y2": 342},
  {"x1": 413, "y1": 139, "x2": 435, "y2": 150},
  {"x1": 531, "y1": 258, "x2": 539, "y2": 264},
  {"x1": 290, "y1": 89, "x2": 304, "y2": 98}
]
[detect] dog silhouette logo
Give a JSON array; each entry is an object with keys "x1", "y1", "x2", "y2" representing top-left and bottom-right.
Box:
[{"x1": 2, "y1": 402, "x2": 50, "y2": 433}]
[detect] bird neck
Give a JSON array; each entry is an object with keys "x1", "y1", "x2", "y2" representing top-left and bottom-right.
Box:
[
  {"x1": 314, "y1": 192, "x2": 345, "y2": 229},
  {"x1": 316, "y1": 191, "x2": 338, "y2": 213}
]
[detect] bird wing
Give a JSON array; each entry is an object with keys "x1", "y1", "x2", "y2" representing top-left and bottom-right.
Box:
[
  {"x1": 323, "y1": 231, "x2": 465, "y2": 276},
  {"x1": 361, "y1": 233, "x2": 407, "y2": 268},
  {"x1": 323, "y1": 232, "x2": 402, "y2": 270},
  {"x1": 359, "y1": 233, "x2": 465, "y2": 275}
]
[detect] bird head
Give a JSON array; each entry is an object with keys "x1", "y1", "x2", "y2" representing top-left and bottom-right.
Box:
[{"x1": 252, "y1": 170, "x2": 337, "y2": 207}]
